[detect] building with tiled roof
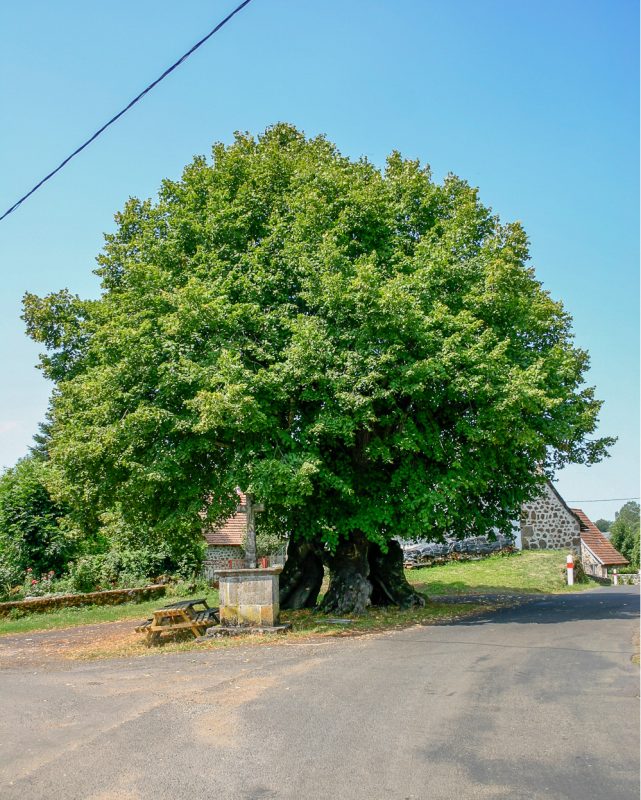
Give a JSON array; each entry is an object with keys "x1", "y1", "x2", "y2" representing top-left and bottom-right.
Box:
[
  {"x1": 202, "y1": 491, "x2": 247, "y2": 566},
  {"x1": 572, "y1": 507, "x2": 629, "y2": 578},
  {"x1": 520, "y1": 481, "x2": 630, "y2": 579}
]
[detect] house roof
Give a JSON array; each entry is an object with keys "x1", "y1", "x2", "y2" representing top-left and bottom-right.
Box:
[
  {"x1": 572, "y1": 507, "x2": 629, "y2": 566},
  {"x1": 203, "y1": 491, "x2": 246, "y2": 547}
]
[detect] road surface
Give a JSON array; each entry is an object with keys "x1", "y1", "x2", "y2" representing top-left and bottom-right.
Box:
[{"x1": 0, "y1": 586, "x2": 638, "y2": 799}]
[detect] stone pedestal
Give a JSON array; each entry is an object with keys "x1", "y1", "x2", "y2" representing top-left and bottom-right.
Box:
[{"x1": 216, "y1": 567, "x2": 282, "y2": 627}]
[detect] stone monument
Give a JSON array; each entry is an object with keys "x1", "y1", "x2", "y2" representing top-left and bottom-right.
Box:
[{"x1": 216, "y1": 565, "x2": 283, "y2": 628}]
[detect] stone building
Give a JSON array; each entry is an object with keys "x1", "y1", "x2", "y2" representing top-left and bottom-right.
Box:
[
  {"x1": 520, "y1": 481, "x2": 582, "y2": 551},
  {"x1": 571, "y1": 507, "x2": 629, "y2": 579},
  {"x1": 520, "y1": 482, "x2": 629, "y2": 577},
  {"x1": 202, "y1": 491, "x2": 246, "y2": 567}
]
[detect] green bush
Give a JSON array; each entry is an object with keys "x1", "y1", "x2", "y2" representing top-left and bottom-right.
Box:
[
  {"x1": 169, "y1": 577, "x2": 211, "y2": 597},
  {"x1": 0, "y1": 455, "x2": 76, "y2": 586},
  {"x1": 64, "y1": 545, "x2": 203, "y2": 594},
  {"x1": 610, "y1": 502, "x2": 640, "y2": 570},
  {"x1": 0, "y1": 561, "x2": 23, "y2": 599},
  {"x1": 67, "y1": 556, "x2": 105, "y2": 593},
  {"x1": 255, "y1": 529, "x2": 287, "y2": 558}
]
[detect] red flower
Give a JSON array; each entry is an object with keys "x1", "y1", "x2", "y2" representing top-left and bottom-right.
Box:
[{"x1": 31, "y1": 579, "x2": 38, "y2": 585}]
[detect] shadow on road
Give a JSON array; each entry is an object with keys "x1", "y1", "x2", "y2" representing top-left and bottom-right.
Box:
[{"x1": 432, "y1": 586, "x2": 639, "y2": 627}]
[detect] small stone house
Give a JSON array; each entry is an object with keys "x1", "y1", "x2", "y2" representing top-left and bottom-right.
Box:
[
  {"x1": 520, "y1": 481, "x2": 582, "y2": 551},
  {"x1": 571, "y1": 507, "x2": 629, "y2": 579},
  {"x1": 202, "y1": 491, "x2": 246, "y2": 567},
  {"x1": 520, "y1": 481, "x2": 629, "y2": 577}
]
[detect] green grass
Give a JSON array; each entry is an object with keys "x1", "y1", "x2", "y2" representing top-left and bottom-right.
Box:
[
  {"x1": 0, "y1": 550, "x2": 595, "y2": 642},
  {"x1": 407, "y1": 550, "x2": 598, "y2": 595},
  {"x1": 0, "y1": 590, "x2": 220, "y2": 637}
]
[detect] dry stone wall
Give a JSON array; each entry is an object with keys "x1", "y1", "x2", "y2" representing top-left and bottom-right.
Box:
[
  {"x1": 520, "y1": 482, "x2": 581, "y2": 551},
  {"x1": 0, "y1": 584, "x2": 166, "y2": 617},
  {"x1": 206, "y1": 545, "x2": 244, "y2": 563}
]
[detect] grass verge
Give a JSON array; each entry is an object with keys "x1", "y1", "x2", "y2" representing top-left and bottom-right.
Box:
[
  {"x1": 0, "y1": 591, "x2": 220, "y2": 637},
  {"x1": 406, "y1": 550, "x2": 600, "y2": 595},
  {"x1": 56, "y1": 598, "x2": 494, "y2": 661},
  {"x1": 0, "y1": 550, "x2": 596, "y2": 654}
]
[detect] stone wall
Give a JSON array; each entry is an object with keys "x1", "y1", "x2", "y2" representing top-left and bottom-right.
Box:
[
  {"x1": 206, "y1": 545, "x2": 244, "y2": 563},
  {"x1": 521, "y1": 482, "x2": 581, "y2": 551},
  {"x1": 612, "y1": 572, "x2": 641, "y2": 586},
  {"x1": 580, "y1": 542, "x2": 607, "y2": 578},
  {"x1": 0, "y1": 584, "x2": 166, "y2": 618}
]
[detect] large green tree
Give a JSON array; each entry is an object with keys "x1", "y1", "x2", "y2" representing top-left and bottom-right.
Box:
[
  {"x1": 609, "y1": 501, "x2": 640, "y2": 570},
  {"x1": 23, "y1": 124, "x2": 612, "y2": 613},
  {"x1": 0, "y1": 454, "x2": 73, "y2": 592}
]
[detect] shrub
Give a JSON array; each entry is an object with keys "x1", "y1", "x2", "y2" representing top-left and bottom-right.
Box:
[
  {"x1": 0, "y1": 455, "x2": 76, "y2": 580},
  {"x1": 609, "y1": 502, "x2": 640, "y2": 570},
  {"x1": 67, "y1": 555, "x2": 105, "y2": 593},
  {"x1": 255, "y1": 530, "x2": 288, "y2": 558},
  {"x1": 169, "y1": 577, "x2": 211, "y2": 597}
]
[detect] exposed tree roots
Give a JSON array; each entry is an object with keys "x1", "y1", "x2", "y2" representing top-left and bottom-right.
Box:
[
  {"x1": 320, "y1": 532, "x2": 373, "y2": 616},
  {"x1": 369, "y1": 540, "x2": 426, "y2": 609},
  {"x1": 279, "y1": 539, "x2": 324, "y2": 610},
  {"x1": 279, "y1": 532, "x2": 425, "y2": 616}
]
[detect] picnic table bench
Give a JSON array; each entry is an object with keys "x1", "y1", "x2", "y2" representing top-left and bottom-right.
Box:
[{"x1": 135, "y1": 598, "x2": 219, "y2": 643}]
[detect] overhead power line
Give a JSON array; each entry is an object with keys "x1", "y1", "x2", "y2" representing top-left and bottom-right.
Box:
[
  {"x1": 568, "y1": 497, "x2": 639, "y2": 504},
  {"x1": 0, "y1": 0, "x2": 255, "y2": 222}
]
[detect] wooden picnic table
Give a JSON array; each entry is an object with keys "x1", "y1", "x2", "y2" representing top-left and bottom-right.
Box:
[{"x1": 135, "y1": 597, "x2": 219, "y2": 643}]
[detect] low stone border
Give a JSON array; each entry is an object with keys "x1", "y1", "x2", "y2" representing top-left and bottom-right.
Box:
[
  {"x1": 0, "y1": 584, "x2": 167, "y2": 617},
  {"x1": 612, "y1": 573, "x2": 640, "y2": 586},
  {"x1": 404, "y1": 546, "x2": 515, "y2": 569}
]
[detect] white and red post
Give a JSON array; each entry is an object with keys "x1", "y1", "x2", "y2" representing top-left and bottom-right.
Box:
[{"x1": 566, "y1": 554, "x2": 574, "y2": 586}]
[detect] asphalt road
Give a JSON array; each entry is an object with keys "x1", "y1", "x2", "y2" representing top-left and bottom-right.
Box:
[{"x1": 0, "y1": 586, "x2": 638, "y2": 800}]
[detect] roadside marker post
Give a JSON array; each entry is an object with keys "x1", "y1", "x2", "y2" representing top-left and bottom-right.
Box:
[
  {"x1": 613, "y1": 569, "x2": 618, "y2": 586},
  {"x1": 566, "y1": 554, "x2": 574, "y2": 586}
]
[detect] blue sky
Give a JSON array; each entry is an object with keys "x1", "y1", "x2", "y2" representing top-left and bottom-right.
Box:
[{"x1": 0, "y1": 0, "x2": 638, "y2": 522}]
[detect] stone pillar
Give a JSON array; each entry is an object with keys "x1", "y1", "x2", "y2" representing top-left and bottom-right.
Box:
[{"x1": 216, "y1": 567, "x2": 282, "y2": 627}]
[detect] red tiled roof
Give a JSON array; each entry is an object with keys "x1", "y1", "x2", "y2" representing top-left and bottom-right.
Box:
[
  {"x1": 203, "y1": 491, "x2": 247, "y2": 547},
  {"x1": 572, "y1": 507, "x2": 629, "y2": 566}
]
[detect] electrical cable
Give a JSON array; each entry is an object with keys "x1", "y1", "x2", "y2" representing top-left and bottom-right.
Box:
[
  {"x1": 568, "y1": 497, "x2": 639, "y2": 503},
  {"x1": 0, "y1": 0, "x2": 255, "y2": 222}
]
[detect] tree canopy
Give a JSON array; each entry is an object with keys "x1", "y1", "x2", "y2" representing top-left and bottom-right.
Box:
[
  {"x1": 0, "y1": 455, "x2": 73, "y2": 592},
  {"x1": 609, "y1": 501, "x2": 640, "y2": 570},
  {"x1": 23, "y1": 124, "x2": 613, "y2": 611}
]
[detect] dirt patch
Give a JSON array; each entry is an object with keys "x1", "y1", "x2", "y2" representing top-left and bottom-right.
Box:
[
  {"x1": 0, "y1": 620, "x2": 140, "y2": 668},
  {"x1": 0, "y1": 599, "x2": 499, "y2": 667}
]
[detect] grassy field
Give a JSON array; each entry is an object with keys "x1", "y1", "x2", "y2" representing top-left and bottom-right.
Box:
[
  {"x1": 407, "y1": 550, "x2": 597, "y2": 595},
  {"x1": 0, "y1": 550, "x2": 594, "y2": 640}
]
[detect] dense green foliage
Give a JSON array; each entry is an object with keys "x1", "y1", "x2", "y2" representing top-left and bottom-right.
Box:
[
  {"x1": 609, "y1": 501, "x2": 640, "y2": 570},
  {"x1": 0, "y1": 455, "x2": 73, "y2": 593},
  {"x1": 595, "y1": 518, "x2": 611, "y2": 532},
  {"x1": 23, "y1": 124, "x2": 612, "y2": 560},
  {"x1": 0, "y1": 457, "x2": 202, "y2": 600}
]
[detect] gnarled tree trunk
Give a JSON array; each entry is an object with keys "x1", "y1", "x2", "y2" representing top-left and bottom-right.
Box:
[
  {"x1": 320, "y1": 531, "x2": 372, "y2": 615},
  {"x1": 369, "y1": 540, "x2": 426, "y2": 608},
  {"x1": 279, "y1": 538, "x2": 324, "y2": 610}
]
